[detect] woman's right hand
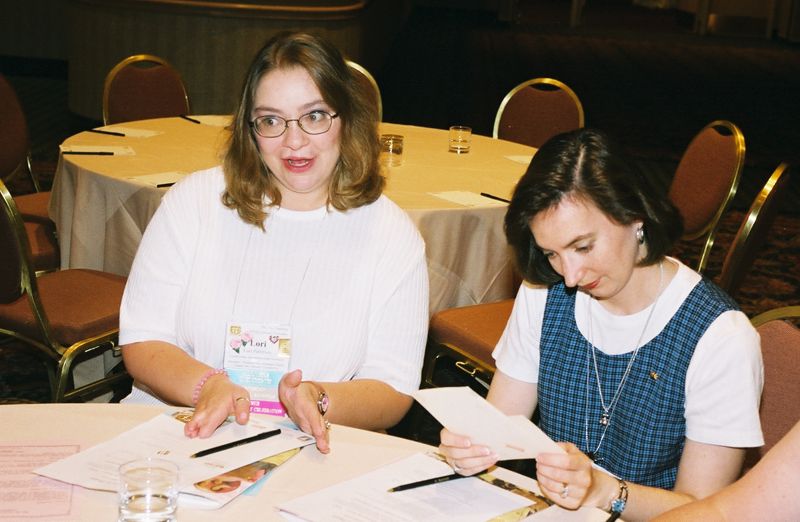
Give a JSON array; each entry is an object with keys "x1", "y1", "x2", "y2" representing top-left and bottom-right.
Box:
[
  {"x1": 438, "y1": 428, "x2": 498, "y2": 475},
  {"x1": 185, "y1": 374, "x2": 251, "y2": 438}
]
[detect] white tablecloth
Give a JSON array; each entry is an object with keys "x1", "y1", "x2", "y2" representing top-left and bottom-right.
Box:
[{"x1": 0, "y1": 403, "x2": 608, "y2": 521}]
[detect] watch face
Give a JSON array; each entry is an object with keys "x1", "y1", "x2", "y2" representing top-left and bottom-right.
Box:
[{"x1": 317, "y1": 392, "x2": 329, "y2": 415}]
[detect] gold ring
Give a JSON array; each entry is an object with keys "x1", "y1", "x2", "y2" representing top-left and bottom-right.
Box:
[{"x1": 235, "y1": 396, "x2": 249, "y2": 403}]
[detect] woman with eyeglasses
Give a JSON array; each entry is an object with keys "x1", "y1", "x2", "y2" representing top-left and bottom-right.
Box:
[
  {"x1": 119, "y1": 32, "x2": 428, "y2": 452},
  {"x1": 437, "y1": 129, "x2": 763, "y2": 520}
]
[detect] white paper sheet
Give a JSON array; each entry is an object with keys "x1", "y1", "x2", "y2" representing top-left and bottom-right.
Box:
[
  {"x1": 278, "y1": 452, "x2": 533, "y2": 522},
  {"x1": 35, "y1": 410, "x2": 314, "y2": 508},
  {"x1": 430, "y1": 191, "x2": 507, "y2": 207},
  {"x1": 0, "y1": 444, "x2": 81, "y2": 521},
  {"x1": 413, "y1": 387, "x2": 564, "y2": 460},
  {"x1": 59, "y1": 145, "x2": 135, "y2": 155},
  {"x1": 505, "y1": 155, "x2": 534, "y2": 165}
]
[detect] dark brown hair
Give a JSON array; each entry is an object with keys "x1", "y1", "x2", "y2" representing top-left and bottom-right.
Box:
[
  {"x1": 505, "y1": 128, "x2": 683, "y2": 285},
  {"x1": 222, "y1": 31, "x2": 383, "y2": 227}
]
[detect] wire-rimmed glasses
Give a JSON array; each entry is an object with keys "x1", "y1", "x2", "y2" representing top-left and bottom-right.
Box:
[{"x1": 249, "y1": 110, "x2": 339, "y2": 138}]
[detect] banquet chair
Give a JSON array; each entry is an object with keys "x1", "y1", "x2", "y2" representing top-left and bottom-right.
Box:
[
  {"x1": 717, "y1": 163, "x2": 791, "y2": 299},
  {"x1": 103, "y1": 54, "x2": 190, "y2": 125},
  {"x1": 346, "y1": 60, "x2": 382, "y2": 121},
  {"x1": 0, "y1": 74, "x2": 59, "y2": 274},
  {"x1": 668, "y1": 120, "x2": 745, "y2": 273},
  {"x1": 0, "y1": 178, "x2": 130, "y2": 402},
  {"x1": 492, "y1": 77, "x2": 584, "y2": 149},
  {"x1": 742, "y1": 306, "x2": 800, "y2": 471},
  {"x1": 422, "y1": 299, "x2": 514, "y2": 394}
]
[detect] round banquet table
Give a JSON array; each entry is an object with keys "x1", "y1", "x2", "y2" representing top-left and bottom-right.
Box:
[
  {"x1": 0, "y1": 403, "x2": 609, "y2": 521},
  {"x1": 49, "y1": 117, "x2": 536, "y2": 314}
]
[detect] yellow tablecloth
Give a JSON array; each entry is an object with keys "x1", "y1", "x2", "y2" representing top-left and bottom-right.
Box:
[{"x1": 50, "y1": 117, "x2": 535, "y2": 314}]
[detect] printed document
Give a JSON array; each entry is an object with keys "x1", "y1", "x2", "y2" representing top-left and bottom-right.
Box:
[{"x1": 35, "y1": 409, "x2": 314, "y2": 508}]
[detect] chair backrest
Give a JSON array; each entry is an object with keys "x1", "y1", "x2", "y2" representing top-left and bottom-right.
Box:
[
  {"x1": 0, "y1": 74, "x2": 32, "y2": 185},
  {"x1": 718, "y1": 163, "x2": 791, "y2": 298},
  {"x1": 103, "y1": 54, "x2": 190, "y2": 125},
  {"x1": 492, "y1": 77, "x2": 584, "y2": 148},
  {"x1": 346, "y1": 60, "x2": 382, "y2": 122},
  {"x1": 743, "y1": 309, "x2": 800, "y2": 470},
  {"x1": 668, "y1": 120, "x2": 745, "y2": 273},
  {"x1": 0, "y1": 178, "x2": 30, "y2": 304},
  {"x1": 0, "y1": 177, "x2": 61, "y2": 355}
]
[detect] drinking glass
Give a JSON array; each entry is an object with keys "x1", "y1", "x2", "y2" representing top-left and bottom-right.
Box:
[
  {"x1": 448, "y1": 125, "x2": 471, "y2": 153},
  {"x1": 118, "y1": 458, "x2": 179, "y2": 522}
]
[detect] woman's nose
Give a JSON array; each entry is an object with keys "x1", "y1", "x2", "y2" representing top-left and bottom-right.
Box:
[
  {"x1": 282, "y1": 120, "x2": 308, "y2": 148},
  {"x1": 561, "y1": 257, "x2": 585, "y2": 288}
]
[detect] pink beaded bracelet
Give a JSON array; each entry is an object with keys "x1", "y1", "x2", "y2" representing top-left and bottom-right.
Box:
[{"x1": 192, "y1": 368, "x2": 227, "y2": 405}]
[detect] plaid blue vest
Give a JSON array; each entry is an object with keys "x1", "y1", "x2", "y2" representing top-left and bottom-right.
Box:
[{"x1": 538, "y1": 279, "x2": 738, "y2": 488}]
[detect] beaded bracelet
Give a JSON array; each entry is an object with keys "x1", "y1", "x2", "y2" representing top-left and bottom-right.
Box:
[{"x1": 192, "y1": 368, "x2": 227, "y2": 405}]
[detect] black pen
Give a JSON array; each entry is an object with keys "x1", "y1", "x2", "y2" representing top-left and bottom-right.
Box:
[
  {"x1": 388, "y1": 473, "x2": 468, "y2": 492},
  {"x1": 180, "y1": 114, "x2": 201, "y2": 124},
  {"x1": 63, "y1": 151, "x2": 114, "y2": 156},
  {"x1": 87, "y1": 128, "x2": 126, "y2": 137},
  {"x1": 190, "y1": 428, "x2": 281, "y2": 459},
  {"x1": 480, "y1": 192, "x2": 510, "y2": 203},
  {"x1": 156, "y1": 182, "x2": 175, "y2": 188}
]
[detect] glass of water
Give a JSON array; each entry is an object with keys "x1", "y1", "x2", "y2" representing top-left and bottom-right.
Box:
[
  {"x1": 118, "y1": 458, "x2": 179, "y2": 521},
  {"x1": 448, "y1": 125, "x2": 472, "y2": 154}
]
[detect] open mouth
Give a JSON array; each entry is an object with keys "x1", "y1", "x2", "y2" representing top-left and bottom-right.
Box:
[{"x1": 286, "y1": 158, "x2": 311, "y2": 168}]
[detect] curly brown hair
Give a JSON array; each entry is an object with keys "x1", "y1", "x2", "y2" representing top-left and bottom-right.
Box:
[{"x1": 222, "y1": 31, "x2": 383, "y2": 228}]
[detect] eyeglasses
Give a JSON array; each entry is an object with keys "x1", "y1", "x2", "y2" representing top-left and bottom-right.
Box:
[{"x1": 249, "y1": 110, "x2": 339, "y2": 138}]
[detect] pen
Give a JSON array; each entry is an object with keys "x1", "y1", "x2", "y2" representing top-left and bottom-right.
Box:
[
  {"x1": 62, "y1": 151, "x2": 114, "y2": 156},
  {"x1": 388, "y1": 473, "x2": 468, "y2": 492},
  {"x1": 87, "y1": 128, "x2": 126, "y2": 137},
  {"x1": 190, "y1": 428, "x2": 281, "y2": 459},
  {"x1": 480, "y1": 192, "x2": 510, "y2": 203},
  {"x1": 180, "y1": 114, "x2": 201, "y2": 124},
  {"x1": 156, "y1": 182, "x2": 175, "y2": 188}
]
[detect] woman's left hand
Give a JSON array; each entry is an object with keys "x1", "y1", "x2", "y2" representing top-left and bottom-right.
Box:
[
  {"x1": 534, "y1": 442, "x2": 595, "y2": 509},
  {"x1": 279, "y1": 369, "x2": 330, "y2": 453}
]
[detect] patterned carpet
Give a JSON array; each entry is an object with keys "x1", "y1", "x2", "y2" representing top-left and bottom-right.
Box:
[{"x1": 1, "y1": 0, "x2": 798, "y2": 402}]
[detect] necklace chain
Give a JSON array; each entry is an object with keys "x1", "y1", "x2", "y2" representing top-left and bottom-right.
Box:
[{"x1": 584, "y1": 260, "x2": 664, "y2": 461}]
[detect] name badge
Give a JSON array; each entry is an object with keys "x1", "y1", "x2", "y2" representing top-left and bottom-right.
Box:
[{"x1": 223, "y1": 322, "x2": 291, "y2": 416}]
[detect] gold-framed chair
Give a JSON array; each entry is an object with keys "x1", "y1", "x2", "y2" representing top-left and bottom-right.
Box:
[
  {"x1": 0, "y1": 73, "x2": 59, "y2": 274},
  {"x1": 492, "y1": 77, "x2": 584, "y2": 149},
  {"x1": 668, "y1": 120, "x2": 745, "y2": 273},
  {"x1": 103, "y1": 54, "x2": 190, "y2": 125},
  {"x1": 743, "y1": 306, "x2": 800, "y2": 471},
  {"x1": 0, "y1": 178, "x2": 130, "y2": 402},
  {"x1": 718, "y1": 163, "x2": 791, "y2": 298},
  {"x1": 346, "y1": 60, "x2": 382, "y2": 122}
]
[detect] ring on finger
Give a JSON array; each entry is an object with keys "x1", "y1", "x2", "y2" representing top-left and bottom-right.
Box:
[
  {"x1": 559, "y1": 484, "x2": 570, "y2": 499},
  {"x1": 451, "y1": 462, "x2": 462, "y2": 473},
  {"x1": 324, "y1": 419, "x2": 331, "y2": 430},
  {"x1": 235, "y1": 396, "x2": 249, "y2": 403}
]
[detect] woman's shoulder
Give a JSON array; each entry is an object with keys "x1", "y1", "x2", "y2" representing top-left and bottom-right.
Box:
[
  {"x1": 172, "y1": 165, "x2": 225, "y2": 193},
  {"x1": 161, "y1": 165, "x2": 226, "y2": 207},
  {"x1": 353, "y1": 195, "x2": 421, "y2": 233}
]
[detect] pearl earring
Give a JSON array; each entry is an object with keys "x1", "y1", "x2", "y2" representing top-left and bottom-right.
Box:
[{"x1": 636, "y1": 227, "x2": 644, "y2": 244}]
